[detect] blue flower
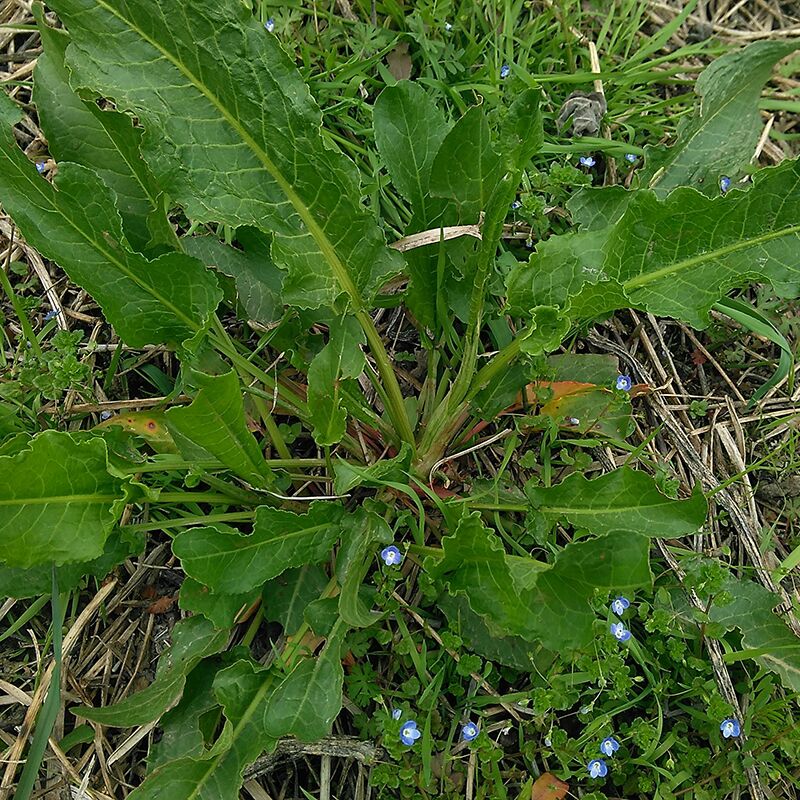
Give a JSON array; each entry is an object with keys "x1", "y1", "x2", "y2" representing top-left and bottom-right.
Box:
[
  {"x1": 43, "y1": 309, "x2": 58, "y2": 321},
  {"x1": 35, "y1": 161, "x2": 46, "y2": 173},
  {"x1": 610, "y1": 622, "x2": 631, "y2": 642},
  {"x1": 720, "y1": 718, "x2": 740, "y2": 738},
  {"x1": 579, "y1": 155, "x2": 596, "y2": 167},
  {"x1": 615, "y1": 374, "x2": 632, "y2": 391},
  {"x1": 500, "y1": 64, "x2": 510, "y2": 79},
  {"x1": 511, "y1": 200, "x2": 521, "y2": 210},
  {"x1": 381, "y1": 545, "x2": 403, "y2": 566},
  {"x1": 100, "y1": 410, "x2": 113, "y2": 421},
  {"x1": 587, "y1": 759, "x2": 608, "y2": 779},
  {"x1": 400, "y1": 720, "x2": 422, "y2": 746},
  {"x1": 720, "y1": 176, "x2": 731, "y2": 194},
  {"x1": 264, "y1": 18, "x2": 275, "y2": 32},
  {"x1": 445, "y1": 21, "x2": 453, "y2": 31},
  {"x1": 461, "y1": 721, "x2": 479, "y2": 742},
  {"x1": 611, "y1": 596, "x2": 630, "y2": 616},
  {"x1": 625, "y1": 153, "x2": 638, "y2": 163},
  {"x1": 600, "y1": 736, "x2": 620, "y2": 757}
]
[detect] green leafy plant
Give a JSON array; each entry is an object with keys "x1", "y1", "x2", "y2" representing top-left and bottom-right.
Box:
[{"x1": 1, "y1": 2, "x2": 799, "y2": 797}]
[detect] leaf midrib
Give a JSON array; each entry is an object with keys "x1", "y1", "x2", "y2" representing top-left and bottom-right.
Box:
[
  {"x1": 93, "y1": 0, "x2": 363, "y2": 310},
  {"x1": 0, "y1": 494, "x2": 116, "y2": 506},
  {"x1": 4, "y1": 152, "x2": 199, "y2": 332},
  {"x1": 624, "y1": 222, "x2": 800, "y2": 290}
]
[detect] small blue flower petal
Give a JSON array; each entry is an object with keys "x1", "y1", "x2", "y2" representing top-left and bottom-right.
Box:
[
  {"x1": 100, "y1": 410, "x2": 113, "y2": 421},
  {"x1": 600, "y1": 736, "x2": 620, "y2": 757},
  {"x1": 500, "y1": 64, "x2": 510, "y2": 79},
  {"x1": 588, "y1": 758, "x2": 608, "y2": 779},
  {"x1": 43, "y1": 309, "x2": 58, "y2": 321},
  {"x1": 720, "y1": 176, "x2": 731, "y2": 194},
  {"x1": 720, "y1": 718, "x2": 740, "y2": 738},
  {"x1": 615, "y1": 374, "x2": 632, "y2": 391},
  {"x1": 391, "y1": 708, "x2": 402, "y2": 720},
  {"x1": 400, "y1": 720, "x2": 421, "y2": 746},
  {"x1": 610, "y1": 622, "x2": 631, "y2": 642},
  {"x1": 461, "y1": 721, "x2": 479, "y2": 741},
  {"x1": 264, "y1": 18, "x2": 275, "y2": 33},
  {"x1": 611, "y1": 596, "x2": 630, "y2": 616},
  {"x1": 380, "y1": 545, "x2": 403, "y2": 566},
  {"x1": 579, "y1": 155, "x2": 596, "y2": 167},
  {"x1": 511, "y1": 200, "x2": 521, "y2": 210},
  {"x1": 445, "y1": 21, "x2": 453, "y2": 31},
  {"x1": 624, "y1": 153, "x2": 637, "y2": 163},
  {"x1": 35, "y1": 161, "x2": 46, "y2": 173}
]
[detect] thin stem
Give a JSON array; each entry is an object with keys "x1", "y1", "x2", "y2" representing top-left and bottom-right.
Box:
[
  {"x1": 0, "y1": 228, "x2": 42, "y2": 358},
  {"x1": 356, "y1": 308, "x2": 415, "y2": 450},
  {"x1": 124, "y1": 511, "x2": 254, "y2": 533}
]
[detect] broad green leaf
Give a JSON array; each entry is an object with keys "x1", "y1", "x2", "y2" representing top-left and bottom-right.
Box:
[
  {"x1": 536, "y1": 386, "x2": 634, "y2": 440},
  {"x1": 527, "y1": 467, "x2": 706, "y2": 537},
  {"x1": 179, "y1": 577, "x2": 259, "y2": 629},
  {"x1": 263, "y1": 621, "x2": 346, "y2": 741},
  {"x1": 518, "y1": 306, "x2": 571, "y2": 355},
  {"x1": 0, "y1": 528, "x2": 143, "y2": 598},
  {"x1": 0, "y1": 144, "x2": 221, "y2": 347},
  {"x1": 510, "y1": 159, "x2": 800, "y2": 328},
  {"x1": 710, "y1": 576, "x2": 800, "y2": 692},
  {"x1": 500, "y1": 88, "x2": 544, "y2": 168},
  {"x1": 429, "y1": 107, "x2": 502, "y2": 222},
  {"x1": 546, "y1": 353, "x2": 621, "y2": 384},
  {"x1": 75, "y1": 616, "x2": 228, "y2": 726},
  {"x1": 182, "y1": 229, "x2": 283, "y2": 326},
  {"x1": 130, "y1": 659, "x2": 277, "y2": 800},
  {"x1": 337, "y1": 508, "x2": 392, "y2": 628},
  {"x1": 51, "y1": 0, "x2": 404, "y2": 310},
  {"x1": 0, "y1": 89, "x2": 23, "y2": 125},
  {"x1": 307, "y1": 317, "x2": 365, "y2": 446},
  {"x1": 148, "y1": 659, "x2": 222, "y2": 770},
  {"x1": 166, "y1": 371, "x2": 270, "y2": 486},
  {"x1": 173, "y1": 502, "x2": 345, "y2": 595},
  {"x1": 332, "y1": 442, "x2": 412, "y2": 494},
  {"x1": 530, "y1": 532, "x2": 651, "y2": 649},
  {"x1": 640, "y1": 41, "x2": 798, "y2": 197},
  {"x1": 439, "y1": 593, "x2": 552, "y2": 672},
  {"x1": 567, "y1": 186, "x2": 634, "y2": 231},
  {"x1": 261, "y1": 565, "x2": 329, "y2": 633},
  {"x1": 374, "y1": 81, "x2": 450, "y2": 219},
  {"x1": 506, "y1": 228, "x2": 608, "y2": 314},
  {"x1": 33, "y1": 11, "x2": 175, "y2": 251},
  {"x1": 606, "y1": 160, "x2": 800, "y2": 327},
  {"x1": 427, "y1": 509, "x2": 651, "y2": 649},
  {"x1": 0, "y1": 432, "x2": 130, "y2": 568}
]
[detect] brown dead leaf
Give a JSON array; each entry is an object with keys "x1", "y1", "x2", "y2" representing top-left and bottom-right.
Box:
[
  {"x1": 691, "y1": 348, "x2": 707, "y2": 366},
  {"x1": 147, "y1": 594, "x2": 176, "y2": 615},
  {"x1": 531, "y1": 772, "x2": 568, "y2": 800},
  {"x1": 387, "y1": 42, "x2": 412, "y2": 80}
]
